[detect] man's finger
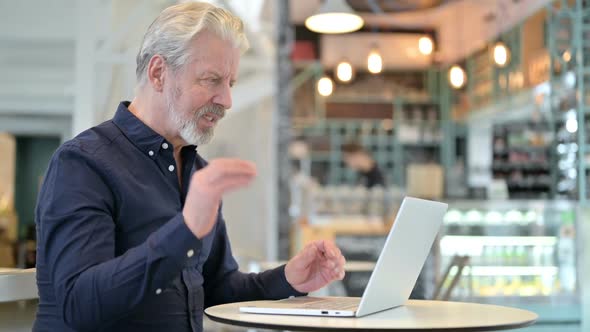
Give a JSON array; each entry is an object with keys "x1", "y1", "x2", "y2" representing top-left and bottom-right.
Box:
[
  {"x1": 211, "y1": 158, "x2": 256, "y2": 168},
  {"x1": 207, "y1": 168, "x2": 256, "y2": 185},
  {"x1": 209, "y1": 159, "x2": 257, "y2": 176},
  {"x1": 294, "y1": 244, "x2": 319, "y2": 269},
  {"x1": 320, "y1": 259, "x2": 336, "y2": 269},
  {"x1": 197, "y1": 159, "x2": 256, "y2": 181},
  {"x1": 312, "y1": 240, "x2": 336, "y2": 258},
  {"x1": 333, "y1": 246, "x2": 343, "y2": 258},
  {"x1": 327, "y1": 265, "x2": 343, "y2": 280},
  {"x1": 338, "y1": 254, "x2": 346, "y2": 267},
  {"x1": 215, "y1": 175, "x2": 256, "y2": 193}
]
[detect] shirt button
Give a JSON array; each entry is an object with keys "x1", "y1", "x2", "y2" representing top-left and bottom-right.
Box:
[
  {"x1": 187, "y1": 249, "x2": 195, "y2": 258},
  {"x1": 168, "y1": 165, "x2": 175, "y2": 172},
  {"x1": 155, "y1": 288, "x2": 162, "y2": 295},
  {"x1": 162, "y1": 142, "x2": 169, "y2": 149},
  {"x1": 148, "y1": 150, "x2": 154, "y2": 156}
]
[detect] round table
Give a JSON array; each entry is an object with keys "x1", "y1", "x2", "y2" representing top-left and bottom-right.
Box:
[
  {"x1": 0, "y1": 268, "x2": 37, "y2": 303},
  {"x1": 205, "y1": 299, "x2": 537, "y2": 332}
]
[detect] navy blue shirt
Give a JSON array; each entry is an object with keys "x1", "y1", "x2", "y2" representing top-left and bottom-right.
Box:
[{"x1": 34, "y1": 102, "x2": 302, "y2": 332}]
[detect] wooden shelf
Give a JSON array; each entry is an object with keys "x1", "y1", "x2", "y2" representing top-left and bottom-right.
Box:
[{"x1": 291, "y1": 219, "x2": 392, "y2": 257}]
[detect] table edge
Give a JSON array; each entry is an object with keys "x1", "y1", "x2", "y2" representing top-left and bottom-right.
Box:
[
  {"x1": 0, "y1": 268, "x2": 38, "y2": 302},
  {"x1": 205, "y1": 307, "x2": 537, "y2": 332}
]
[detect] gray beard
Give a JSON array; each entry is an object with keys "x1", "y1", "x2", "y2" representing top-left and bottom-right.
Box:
[{"x1": 166, "y1": 88, "x2": 225, "y2": 146}]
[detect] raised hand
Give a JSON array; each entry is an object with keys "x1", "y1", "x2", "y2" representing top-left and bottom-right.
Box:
[
  {"x1": 285, "y1": 240, "x2": 346, "y2": 293},
  {"x1": 183, "y1": 158, "x2": 256, "y2": 239}
]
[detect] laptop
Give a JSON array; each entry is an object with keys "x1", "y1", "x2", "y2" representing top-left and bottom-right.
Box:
[{"x1": 239, "y1": 196, "x2": 448, "y2": 317}]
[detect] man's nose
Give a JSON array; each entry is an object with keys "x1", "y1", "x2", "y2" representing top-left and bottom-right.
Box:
[{"x1": 212, "y1": 83, "x2": 232, "y2": 110}]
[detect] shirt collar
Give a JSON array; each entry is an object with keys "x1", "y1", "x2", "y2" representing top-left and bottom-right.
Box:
[
  {"x1": 112, "y1": 102, "x2": 168, "y2": 157},
  {"x1": 112, "y1": 101, "x2": 199, "y2": 159}
]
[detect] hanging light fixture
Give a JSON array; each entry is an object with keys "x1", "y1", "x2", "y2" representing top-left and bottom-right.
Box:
[
  {"x1": 448, "y1": 4, "x2": 467, "y2": 89},
  {"x1": 336, "y1": 60, "x2": 354, "y2": 82},
  {"x1": 493, "y1": 41, "x2": 510, "y2": 67},
  {"x1": 563, "y1": 50, "x2": 572, "y2": 62},
  {"x1": 449, "y1": 65, "x2": 466, "y2": 89},
  {"x1": 367, "y1": 45, "x2": 383, "y2": 74},
  {"x1": 317, "y1": 76, "x2": 334, "y2": 96},
  {"x1": 492, "y1": 2, "x2": 511, "y2": 68},
  {"x1": 418, "y1": 36, "x2": 434, "y2": 55},
  {"x1": 305, "y1": 0, "x2": 364, "y2": 34}
]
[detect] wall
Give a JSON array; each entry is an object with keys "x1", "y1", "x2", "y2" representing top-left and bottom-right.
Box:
[
  {"x1": 14, "y1": 136, "x2": 60, "y2": 238},
  {"x1": 0, "y1": 134, "x2": 16, "y2": 211},
  {"x1": 522, "y1": 8, "x2": 549, "y2": 87},
  {"x1": 1, "y1": 0, "x2": 281, "y2": 261},
  {"x1": 199, "y1": 97, "x2": 278, "y2": 264},
  {"x1": 467, "y1": 89, "x2": 539, "y2": 188}
]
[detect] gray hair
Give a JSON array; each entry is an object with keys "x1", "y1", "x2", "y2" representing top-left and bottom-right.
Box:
[{"x1": 135, "y1": 2, "x2": 249, "y2": 86}]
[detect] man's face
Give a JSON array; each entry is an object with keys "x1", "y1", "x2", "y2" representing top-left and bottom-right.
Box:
[
  {"x1": 342, "y1": 153, "x2": 357, "y2": 170},
  {"x1": 343, "y1": 153, "x2": 363, "y2": 171},
  {"x1": 164, "y1": 30, "x2": 240, "y2": 146}
]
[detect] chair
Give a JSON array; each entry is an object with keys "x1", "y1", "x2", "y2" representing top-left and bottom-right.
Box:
[{"x1": 432, "y1": 255, "x2": 470, "y2": 301}]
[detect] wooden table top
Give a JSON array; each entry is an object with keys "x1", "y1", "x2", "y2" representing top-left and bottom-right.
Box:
[{"x1": 206, "y1": 299, "x2": 538, "y2": 332}]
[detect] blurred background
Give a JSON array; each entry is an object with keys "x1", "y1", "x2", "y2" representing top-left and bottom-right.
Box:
[{"x1": 1, "y1": 0, "x2": 590, "y2": 331}]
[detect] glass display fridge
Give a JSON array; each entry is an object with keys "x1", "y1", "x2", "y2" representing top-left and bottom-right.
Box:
[{"x1": 440, "y1": 200, "x2": 580, "y2": 331}]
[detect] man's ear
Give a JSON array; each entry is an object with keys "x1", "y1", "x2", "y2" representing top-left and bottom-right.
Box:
[{"x1": 147, "y1": 55, "x2": 166, "y2": 92}]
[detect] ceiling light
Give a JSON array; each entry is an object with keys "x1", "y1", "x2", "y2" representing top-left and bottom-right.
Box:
[
  {"x1": 305, "y1": 0, "x2": 364, "y2": 34},
  {"x1": 493, "y1": 41, "x2": 510, "y2": 67},
  {"x1": 367, "y1": 48, "x2": 382, "y2": 74},
  {"x1": 563, "y1": 50, "x2": 572, "y2": 62},
  {"x1": 317, "y1": 76, "x2": 334, "y2": 96},
  {"x1": 566, "y1": 118, "x2": 578, "y2": 133},
  {"x1": 336, "y1": 60, "x2": 354, "y2": 82},
  {"x1": 418, "y1": 36, "x2": 434, "y2": 55},
  {"x1": 449, "y1": 65, "x2": 466, "y2": 89},
  {"x1": 564, "y1": 71, "x2": 576, "y2": 88}
]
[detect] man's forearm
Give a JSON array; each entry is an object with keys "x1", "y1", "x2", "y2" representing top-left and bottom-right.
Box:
[{"x1": 53, "y1": 214, "x2": 200, "y2": 330}]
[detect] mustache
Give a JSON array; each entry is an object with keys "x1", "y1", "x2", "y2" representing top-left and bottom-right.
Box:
[{"x1": 196, "y1": 104, "x2": 225, "y2": 119}]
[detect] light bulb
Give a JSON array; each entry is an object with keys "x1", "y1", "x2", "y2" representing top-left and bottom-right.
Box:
[
  {"x1": 566, "y1": 118, "x2": 578, "y2": 133},
  {"x1": 418, "y1": 36, "x2": 434, "y2": 55},
  {"x1": 565, "y1": 110, "x2": 577, "y2": 133},
  {"x1": 367, "y1": 49, "x2": 382, "y2": 74},
  {"x1": 449, "y1": 65, "x2": 466, "y2": 89},
  {"x1": 336, "y1": 61, "x2": 353, "y2": 82},
  {"x1": 563, "y1": 50, "x2": 572, "y2": 62},
  {"x1": 493, "y1": 42, "x2": 510, "y2": 67},
  {"x1": 317, "y1": 76, "x2": 333, "y2": 97}
]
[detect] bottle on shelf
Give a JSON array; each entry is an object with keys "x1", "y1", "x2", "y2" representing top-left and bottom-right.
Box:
[
  {"x1": 542, "y1": 245, "x2": 555, "y2": 267},
  {"x1": 515, "y1": 245, "x2": 528, "y2": 266},
  {"x1": 557, "y1": 223, "x2": 576, "y2": 293}
]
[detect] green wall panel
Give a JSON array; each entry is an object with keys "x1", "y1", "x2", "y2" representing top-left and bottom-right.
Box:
[{"x1": 14, "y1": 136, "x2": 60, "y2": 239}]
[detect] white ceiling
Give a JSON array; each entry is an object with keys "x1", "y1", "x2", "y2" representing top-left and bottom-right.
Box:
[
  {"x1": 290, "y1": 0, "x2": 553, "y2": 65},
  {"x1": 0, "y1": 0, "x2": 277, "y2": 119}
]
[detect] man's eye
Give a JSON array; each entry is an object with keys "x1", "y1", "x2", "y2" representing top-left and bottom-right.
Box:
[{"x1": 200, "y1": 78, "x2": 219, "y2": 85}]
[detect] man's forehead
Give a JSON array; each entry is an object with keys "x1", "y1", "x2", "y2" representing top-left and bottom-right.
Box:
[{"x1": 188, "y1": 46, "x2": 240, "y2": 78}]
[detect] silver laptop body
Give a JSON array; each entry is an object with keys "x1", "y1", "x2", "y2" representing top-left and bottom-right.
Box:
[{"x1": 239, "y1": 197, "x2": 448, "y2": 317}]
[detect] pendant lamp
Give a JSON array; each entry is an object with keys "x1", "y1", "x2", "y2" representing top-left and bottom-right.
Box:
[{"x1": 305, "y1": 0, "x2": 364, "y2": 34}]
